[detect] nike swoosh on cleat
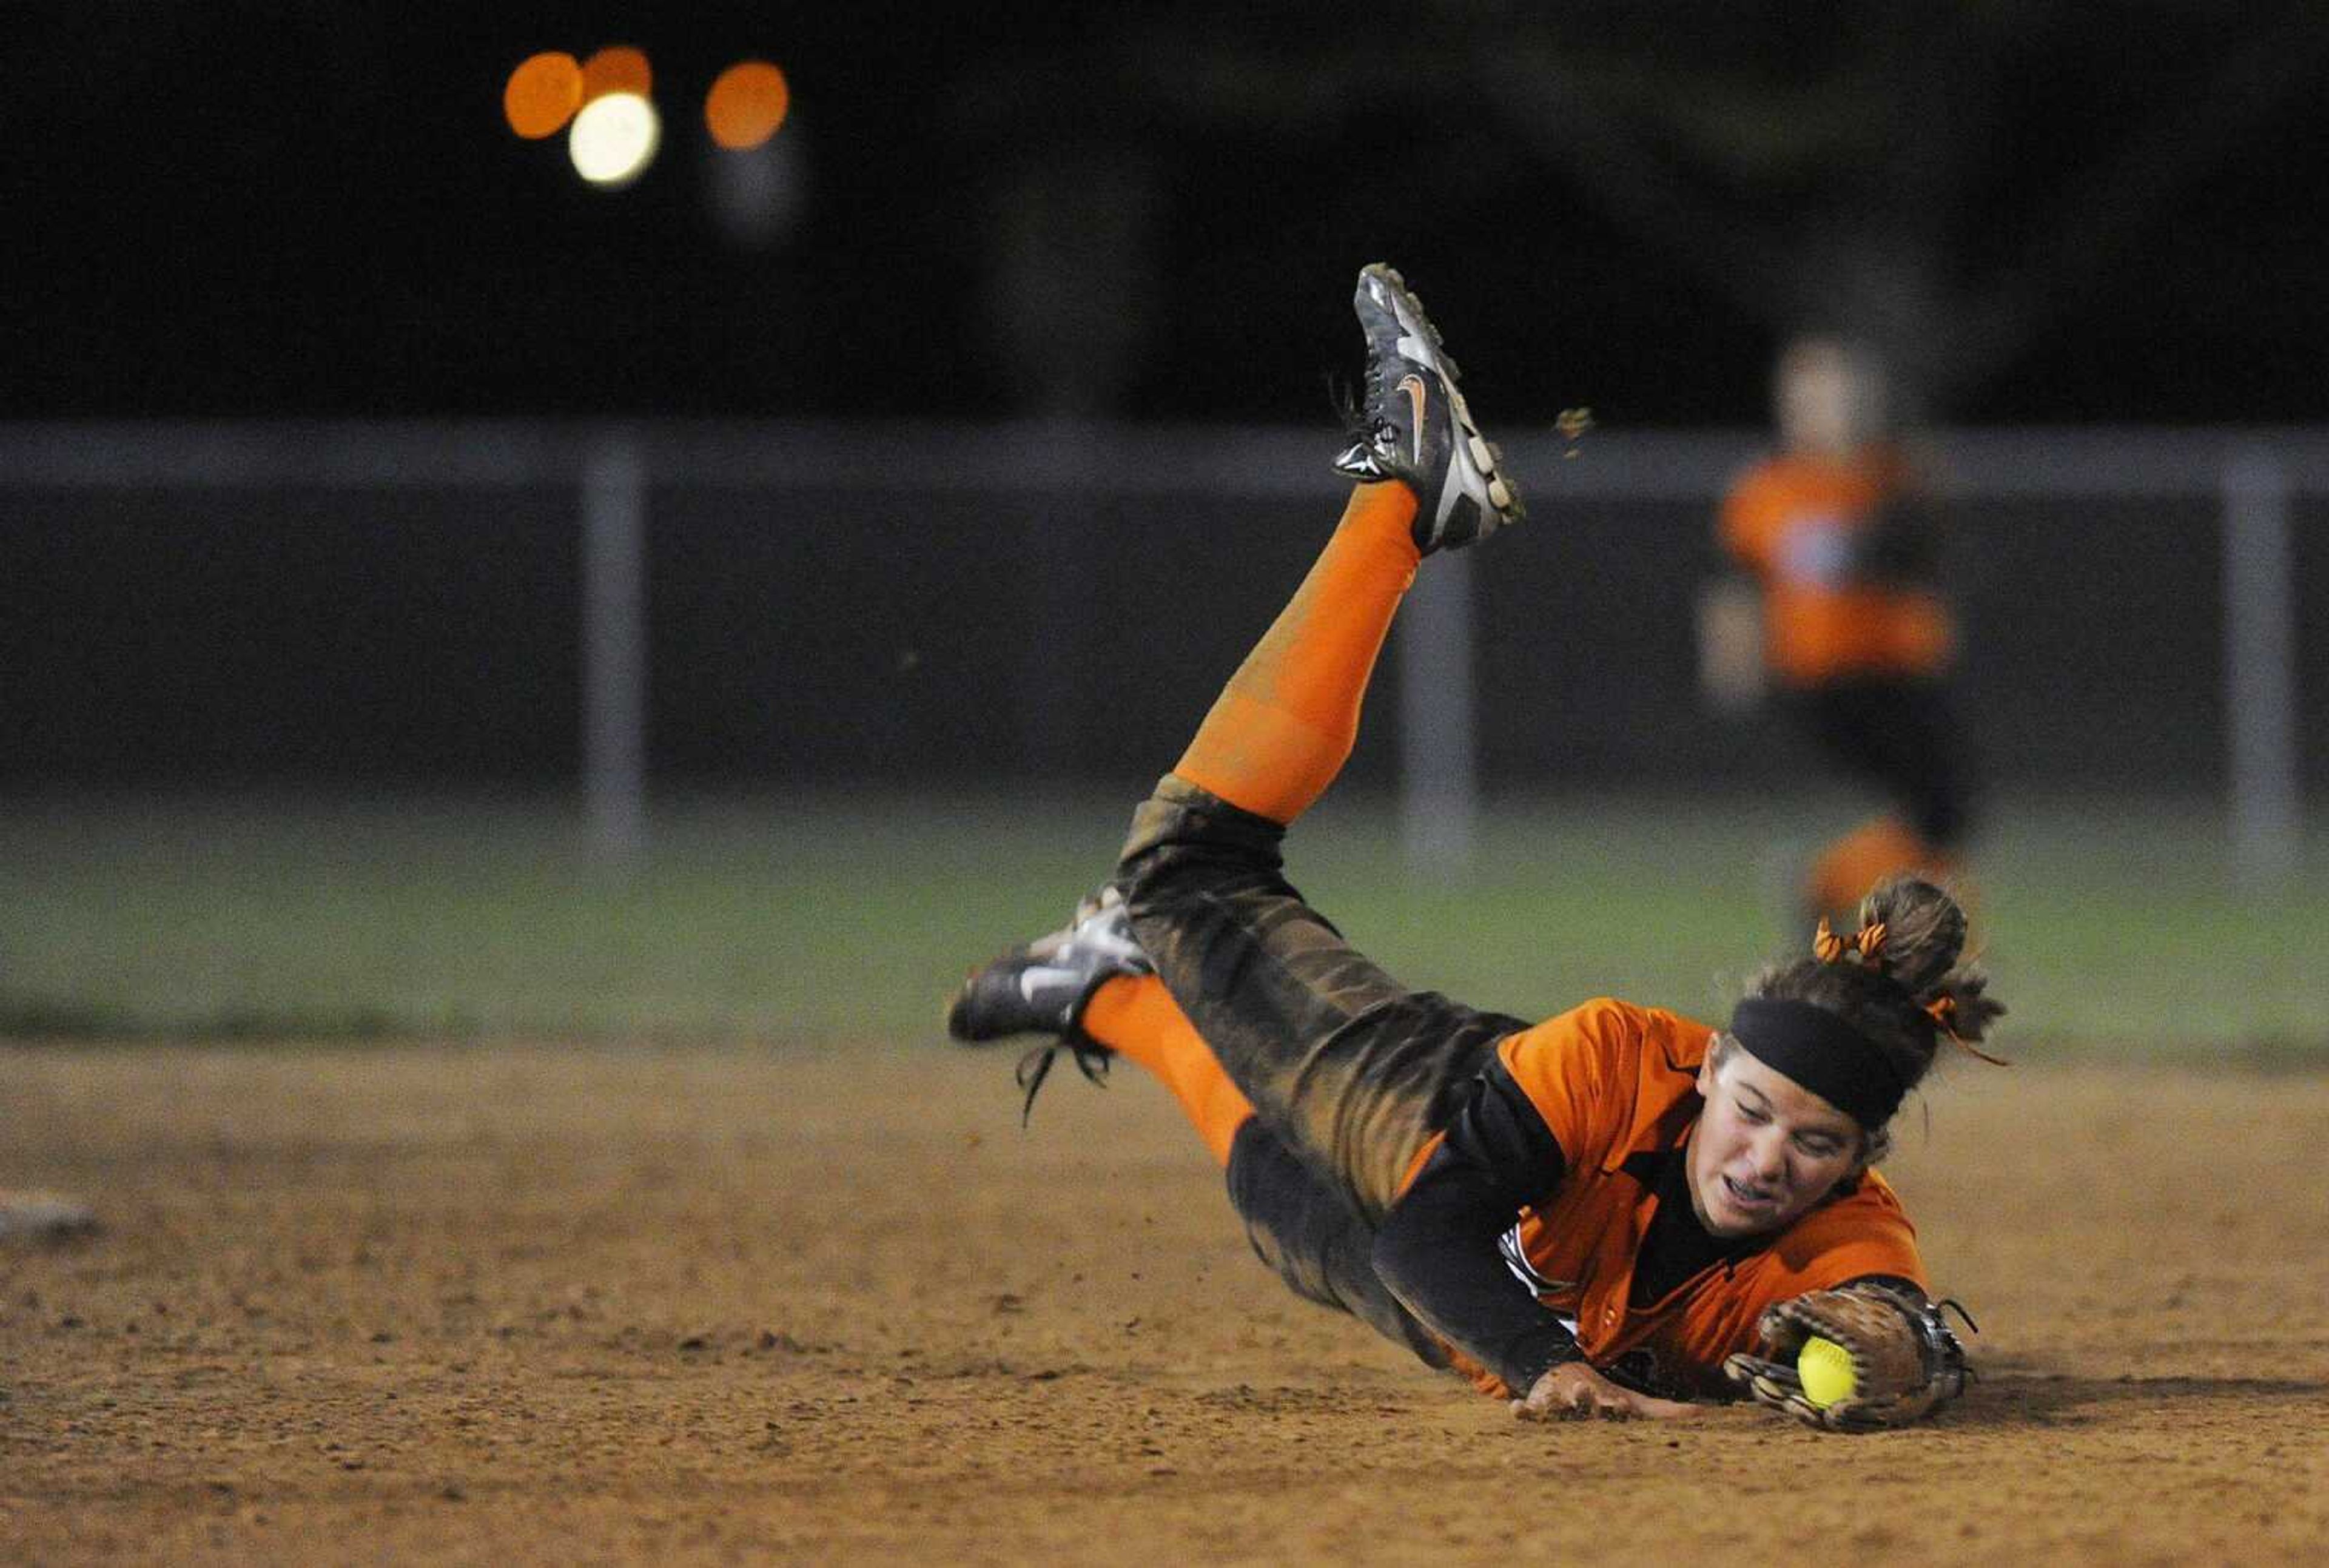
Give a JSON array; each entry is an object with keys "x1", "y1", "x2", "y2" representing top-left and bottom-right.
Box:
[{"x1": 1398, "y1": 373, "x2": 1428, "y2": 469}]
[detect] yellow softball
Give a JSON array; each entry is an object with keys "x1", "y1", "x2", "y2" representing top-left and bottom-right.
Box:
[{"x1": 1796, "y1": 1334, "x2": 1857, "y2": 1408}]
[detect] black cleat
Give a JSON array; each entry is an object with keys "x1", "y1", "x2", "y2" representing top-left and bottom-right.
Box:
[
  {"x1": 947, "y1": 886, "x2": 1154, "y2": 1123},
  {"x1": 1331, "y1": 263, "x2": 1524, "y2": 554}
]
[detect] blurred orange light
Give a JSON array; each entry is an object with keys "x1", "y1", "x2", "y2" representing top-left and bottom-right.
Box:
[
  {"x1": 503, "y1": 51, "x2": 583, "y2": 140},
  {"x1": 581, "y1": 45, "x2": 652, "y2": 104},
  {"x1": 705, "y1": 61, "x2": 790, "y2": 150}
]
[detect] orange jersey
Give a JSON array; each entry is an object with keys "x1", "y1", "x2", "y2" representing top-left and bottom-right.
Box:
[
  {"x1": 1404, "y1": 998, "x2": 1927, "y2": 1401},
  {"x1": 1719, "y1": 453, "x2": 1952, "y2": 686}
]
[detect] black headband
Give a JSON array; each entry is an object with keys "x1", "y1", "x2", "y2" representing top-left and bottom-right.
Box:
[{"x1": 1729, "y1": 997, "x2": 1906, "y2": 1129}]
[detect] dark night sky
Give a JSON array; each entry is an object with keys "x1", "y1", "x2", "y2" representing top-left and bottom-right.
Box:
[{"x1": 11, "y1": 4, "x2": 2329, "y2": 428}]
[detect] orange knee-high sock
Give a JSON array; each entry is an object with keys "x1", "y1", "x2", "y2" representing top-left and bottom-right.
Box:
[
  {"x1": 1173, "y1": 483, "x2": 1421, "y2": 825},
  {"x1": 1081, "y1": 974, "x2": 1255, "y2": 1167}
]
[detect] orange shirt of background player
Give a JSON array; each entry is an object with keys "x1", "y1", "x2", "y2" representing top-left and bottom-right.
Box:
[
  {"x1": 1403, "y1": 998, "x2": 1927, "y2": 1401},
  {"x1": 1720, "y1": 453, "x2": 1953, "y2": 687}
]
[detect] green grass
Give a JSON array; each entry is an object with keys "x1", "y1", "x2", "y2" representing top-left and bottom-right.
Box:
[{"x1": 0, "y1": 790, "x2": 2322, "y2": 1059}]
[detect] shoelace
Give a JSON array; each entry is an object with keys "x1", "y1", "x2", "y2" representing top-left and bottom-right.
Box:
[
  {"x1": 1012, "y1": 1039, "x2": 1111, "y2": 1128},
  {"x1": 1933, "y1": 1297, "x2": 1980, "y2": 1335},
  {"x1": 1326, "y1": 377, "x2": 1397, "y2": 457},
  {"x1": 1923, "y1": 1296, "x2": 1981, "y2": 1384}
]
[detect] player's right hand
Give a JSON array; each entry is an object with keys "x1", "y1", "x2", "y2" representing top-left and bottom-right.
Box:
[{"x1": 1512, "y1": 1361, "x2": 1696, "y2": 1422}]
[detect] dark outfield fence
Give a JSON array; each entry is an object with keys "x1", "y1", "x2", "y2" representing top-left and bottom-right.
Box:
[{"x1": 1, "y1": 421, "x2": 2323, "y2": 801}]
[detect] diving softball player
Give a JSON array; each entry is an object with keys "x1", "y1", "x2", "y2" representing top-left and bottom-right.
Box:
[{"x1": 951, "y1": 267, "x2": 2002, "y2": 1430}]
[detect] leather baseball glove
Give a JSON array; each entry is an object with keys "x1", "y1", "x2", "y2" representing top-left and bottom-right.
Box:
[{"x1": 1722, "y1": 1282, "x2": 1974, "y2": 1432}]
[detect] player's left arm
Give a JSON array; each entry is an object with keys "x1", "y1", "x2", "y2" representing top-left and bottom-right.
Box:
[{"x1": 1723, "y1": 1177, "x2": 1972, "y2": 1432}]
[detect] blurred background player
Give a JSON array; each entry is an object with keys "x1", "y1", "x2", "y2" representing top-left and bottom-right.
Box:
[
  {"x1": 952, "y1": 267, "x2": 1998, "y2": 1428},
  {"x1": 1703, "y1": 338, "x2": 1978, "y2": 930}
]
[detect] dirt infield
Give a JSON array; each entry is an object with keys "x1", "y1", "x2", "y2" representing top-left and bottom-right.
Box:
[{"x1": 4, "y1": 1043, "x2": 2327, "y2": 1564}]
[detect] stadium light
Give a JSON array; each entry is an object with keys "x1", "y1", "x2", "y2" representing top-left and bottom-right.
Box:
[
  {"x1": 705, "y1": 61, "x2": 789, "y2": 151},
  {"x1": 569, "y1": 92, "x2": 661, "y2": 187},
  {"x1": 503, "y1": 51, "x2": 583, "y2": 140}
]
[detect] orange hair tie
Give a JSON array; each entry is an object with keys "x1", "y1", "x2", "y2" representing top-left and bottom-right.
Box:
[
  {"x1": 1924, "y1": 994, "x2": 2011, "y2": 1066},
  {"x1": 1812, "y1": 917, "x2": 1888, "y2": 964}
]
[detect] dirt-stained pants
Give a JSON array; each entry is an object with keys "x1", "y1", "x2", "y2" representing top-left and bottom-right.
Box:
[{"x1": 1115, "y1": 773, "x2": 1527, "y2": 1362}]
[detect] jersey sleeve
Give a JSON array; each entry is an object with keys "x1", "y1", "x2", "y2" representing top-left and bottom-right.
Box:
[{"x1": 1491, "y1": 999, "x2": 1640, "y2": 1177}]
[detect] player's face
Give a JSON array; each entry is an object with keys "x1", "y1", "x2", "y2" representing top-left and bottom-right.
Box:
[
  {"x1": 1687, "y1": 1043, "x2": 1866, "y2": 1239},
  {"x1": 1776, "y1": 339, "x2": 1879, "y2": 457}
]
